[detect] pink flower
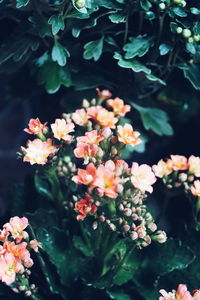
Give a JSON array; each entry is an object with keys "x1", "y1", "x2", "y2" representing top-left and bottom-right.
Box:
[
  {"x1": 131, "y1": 163, "x2": 156, "y2": 193},
  {"x1": 193, "y1": 290, "x2": 200, "y2": 300},
  {"x1": 74, "y1": 142, "x2": 98, "y2": 161},
  {"x1": 72, "y1": 109, "x2": 88, "y2": 126},
  {"x1": 170, "y1": 155, "x2": 188, "y2": 171},
  {"x1": 96, "y1": 88, "x2": 112, "y2": 99},
  {"x1": 24, "y1": 118, "x2": 47, "y2": 135},
  {"x1": 4, "y1": 217, "x2": 28, "y2": 242},
  {"x1": 4, "y1": 241, "x2": 30, "y2": 261},
  {"x1": 0, "y1": 253, "x2": 23, "y2": 285},
  {"x1": 152, "y1": 159, "x2": 173, "y2": 178},
  {"x1": 72, "y1": 163, "x2": 96, "y2": 185},
  {"x1": 51, "y1": 119, "x2": 74, "y2": 142},
  {"x1": 188, "y1": 155, "x2": 200, "y2": 177},
  {"x1": 29, "y1": 239, "x2": 42, "y2": 252},
  {"x1": 191, "y1": 180, "x2": 200, "y2": 196},
  {"x1": 77, "y1": 130, "x2": 104, "y2": 145},
  {"x1": 159, "y1": 284, "x2": 193, "y2": 300},
  {"x1": 86, "y1": 106, "x2": 102, "y2": 120},
  {"x1": 75, "y1": 194, "x2": 97, "y2": 220},
  {"x1": 23, "y1": 138, "x2": 57, "y2": 165},
  {"x1": 87, "y1": 107, "x2": 118, "y2": 128},
  {"x1": 107, "y1": 97, "x2": 131, "y2": 116},
  {"x1": 117, "y1": 124, "x2": 142, "y2": 146},
  {"x1": 0, "y1": 229, "x2": 9, "y2": 242},
  {"x1": 92, "y1": 160, "x2": 120, "y2": 198}
]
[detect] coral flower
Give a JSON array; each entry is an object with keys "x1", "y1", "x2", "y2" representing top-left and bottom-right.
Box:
[
  {"x1": 75, "y1": 194, "x2": 97, "y2": 220},
  {"x1": 159, "y1": 284, "x2": 193, "y2": 300},
  {"x1": 74, "y1": 142, "x2": 98, "y2": 162},
  {"x1": 51, "y1": 119, "x2": 74, "y2": 142},
  {"x1": 4, "y1": 241, "x2": 30, "y2": 261},
  {"x1": 72, "y1": 163, "x2": 96, "y2": 185},
  {"x1": 170, "y1": 155, "x2": 188, "y2": 171},
  {"x1": 107, "y1": 97, "x2": 131, "y2": 116},
  {"x1": 188, "y1": 155, "x2": 200, "y2": 177},
  {"x1": 92, "y1": 160, "x2": 120, "y2": 198},
  {"x1": 24, "y1": 118, "x2": 47, "y2": 135},
  {"x1": 117, "y1": 124, "x2": 142, "y2": 146},
  {"x1": 72, "y1": 109, "x2": 88, "y2": 126},
  {"x1": 96, "y1": 88, "x2": 112, "y2": 99},
  {"x1": 77, "y1": 130, "x2": 104, "y2": 145},
  {"x1": 191, "y1": 180, "x2": 200, "y2": 196},
  {"x1": 131, "y1": 163, "x2": 156, "y2": 193},
  {"x1": 86, "y1": 106, "x2": 102, "y2": 120},
  {"x1": 23, "y1": 138, "x2": 57, "y2": 165},
  {"x1": 4, "y1": 217, "x2": 28, "y2": 242},
  {"x1": 152, "y1": 159, "x2": 173, "y2": 178},
  {"x1": 96, "y1": 108, "x2": 118, "y2": 128},
  {"x1": 0, "y1": 253, "x2": 23, "y2": 285}
]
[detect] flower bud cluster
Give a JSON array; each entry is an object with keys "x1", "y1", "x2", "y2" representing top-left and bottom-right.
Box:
[
  {"x1": 153, "y1": 155, "x2": 200, "y2": 198},
  {"x1": 0, "y1": 216, "x2": 41, "y2": 295},
  {"x1": 21, "y1": 89, "x2": 167, "y2": 248},
  {"x1": 159, "y1": 283, "x2": 200, "y2": 299}
]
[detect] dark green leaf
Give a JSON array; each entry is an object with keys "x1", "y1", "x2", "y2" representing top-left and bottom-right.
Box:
[
  {"x1": 114, "y1": 52, "x2": 151, "y2": 74},
  {"x1": 140, "y1": 0, "x2": 152, "y2": 11},
  {"x1": 48, "y1": 15, "x2": 65, "y2": 35},
  {"x1": 144, "y1": 11, "x2": 155, "y2": 20},
  {"x1": 172, "y1": 7, "x2": 187, "y2": 17},
  {"x1": 181, "y1": 64, "x2": 200, "y2": 90},
  {"x1": 170, "y1": 22, "x2": 178, "y2": 33},
  {"x1": 190, "y1": 7, "x2": 200, "y2": 15},
  {"x1": 107, "y1": 290, "x2": 132, "y2": 300},
  {"x1": 193, "y1": 21, "x2": 200, "y2": 35},
  {"x1": 131, "y1": 102, "x2": 173, "y2": 136},
  {"x1": 146, "y1": 73, "x2": 166, "y2": 85},
  {"x1": 73, "y1": 235, "x2": 94, "y2": 257},
  {"x1": 186, "y1": 42, "x2": 196, "y2": 55},
  {"x1": 109, "y1": 13, "x2": 126, "y2": 23},
  {"x1": 123, "y1": 36, "x2": 154, "y2": 59},
  {"x1": 37, "y1": 59, "x2": 72, "y2": 93},
  {"x1": 16, "y1": 0, "x2": 29, "y2": 8},
  {"x1": 83, "y1": 38, "x2": 103, "y2": 61},
  {"x1": 29, "y1": 14, "x2": 52, "y2": 37}
]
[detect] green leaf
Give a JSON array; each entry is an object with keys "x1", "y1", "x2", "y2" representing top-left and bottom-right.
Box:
[
  {"x1": 123, "y1": 36, "x2": 154, "y2": 59},
  {"x1": 193, "y1": 21, "x2": 200, "y2": 35},
  {"x1": 131, "y1": 102, "x2": 173, "y2": 136},
  {"x1": 37, "y1": 59, "x2": 72, "y2": 93},
  {"x1": 181, "y1": 64, "x2": 200, "y2": 90},
  {"x1": 51, "y1": 42, "x2": 69, "y2": 66},
  {"x1": 170, "y1": 22, "x2": 178, "y2": 33},
  {"x1": 107, "y1": 290, "x2": 132, "y2": 300},
  {"x1": 48, "y1": 15, "x2": 65, "y2": 35},
  {"x1": 114, "y1": 52, "x2": 151, "y2": 74},
  {"x1": 146, "y1": 73, "x2": 166, "y2": 85},
  {"x1": 140, "y1": 0, "x2": 152, "y2": 11},
  {"x1": 144, "y1": 11, "x2": 155, "y2": 20},
  {"x1": 34, "y1": 174, "x2": 53, "y2": 200},
  {"x1": 109, "y1": 13, "x2": 126, "y2": 23},
  {"x1": 190, "y1": 7, "x2": 200, "y2": 15},
  {"x1": 159, "y1": 43, "x2": 172, "y2": 56},
  {"x1": 186, "y1": 42, "x2": 196, "y2": 55},
  {"x1": 16, "y1": 0, "x2": 29, "y2": 8},
  {"x1": 95, "y1": 0, "x2": 122, "y2": 9},
  {"x1": 73, "y1": 235, "x2": 94, "y2": 257},
  {"x1": 83, "y1": 38, "x2": 103, "y2": 61},
  {"x1": 172, "y1": 7, "x2": 187, "y2": 17}
]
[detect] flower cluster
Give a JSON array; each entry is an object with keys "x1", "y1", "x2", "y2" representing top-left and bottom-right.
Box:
[
  {"x1": 0, "y1": 217, "x2": 40, "y2": 296},
  {"x1": 153, "y1": 155, "x2": 200, "y2": 198},
  {"x1": 21, "y1": 89, "x2": 167, "y2": 248},
  {"x1": 159, "y1": 284, "x2": 200, "y2": 300}
]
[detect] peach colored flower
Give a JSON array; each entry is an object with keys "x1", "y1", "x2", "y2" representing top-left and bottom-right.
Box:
[
  {"x1": 77, "y1": 130, "x2": 104, "y2": 145},
  {"x1": 115, "y1": 159, "x2": 129, "y2": 176},
  {"x1": 75, "y1": 194, "x2": 97, "y2": 220},
  {"x1": 51, "y1": 119, "x2": 74, "y2": 142},
  {"x1": 24, "y1": 118, "x2": 47, "y2": 135},
  {"x1": 4, "y1": 241, "x2": 30, "y2": 261},
  {"x1": 87, "y1": 106, "x2": 102, "y2": 120},
  {"x1": 152, "y1": 159, "x2": 173, "y2": 178},
  {"x1": 72, "y1": 109, "x2": 88, "y2": 126},
  {"x1": 96, "y1": 108, "x2": 118, "y2": 128},
  {"x1": 23, "y1": 138, "x2": 57, "y2": 165},
  {"x1": 29, "y1": 239, "x2": 42, "y2": 252},
  {"x1": 170, "y1": 155, "x2": 188, "y2": 171},
  {"x1": 191, "y1": 180, "x2": 200, "y2": 196},
  {"x1": 96, "y1": 88, "x2": 112, "y2": 99},
  {"x1": 159, "y1": 284, "x2": 193, "y2": 300},
  {"x1": 188, "y1": 155, "x2": 200, "y2": 177},
  {"x1": 107, "y1": 97, "x2": 131, "y2": 116},
  {"x1": 72, "y1": 163, "x2": 96, "y2": 185},
  {"x1": 92, "y1": 160, "x2": 120, "y2": 198},
  {"x1": 131, "y1": 163, "x2": 156, "y2": 193},
  {"x1": 0, "y1": 253, "x2": 23, "y2": 285},
  {"x1": 4, "y1": 217, "x2": 28, "y2": 242},
  {"x1": 0, "y1": 229, "x2": 9, "y2": 242},
  {"x1": 117, "y1": 124, "x2": 142, "y2": 146},
  {"x1": 74, "y1": 142, "x2": 98, "y2": 161}
]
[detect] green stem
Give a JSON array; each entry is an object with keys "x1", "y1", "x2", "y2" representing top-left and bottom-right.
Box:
[{"x1": 123, "y1": 16, "x2": 129, "y2": 45}]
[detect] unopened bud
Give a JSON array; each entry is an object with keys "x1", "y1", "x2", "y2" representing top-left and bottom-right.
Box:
[
  {"x1": 123, "y1": 208, "x2": 132, "y2": 217},
  {"x1": 118, "y1": 204, "x2": 124, "y2": 211},
  {"x1": 123, "y1": 225, "x2": 130, "y2": 232},
  {"x1": 72, "y1": 195, "x2": 78, "y2": 202},
  {"x1": 111, "y1": 147, "x2": 118, "y2": 156},
  {"x1": 25, "y1": 291, "x2": 32, "y2": 297},
  {"x1": 117, "y1": 184, "x2": 124, "y2": 194},
  {"x1": 132, "y1": 213, "x2": 138, "y2": 221},
  {"x1": 188, "y1": 175, "x2": 194, "y2": 182},
  {"x1": 130, "y1": 231, "x2": 138, "y2": 240},
  {"x1": 101, "y1": 127, "x2": 112, "y2": 138},
  {"x1": 152, "y1": 231, "x2": 167, "y2": 243},
  {"x1": 82, "y1": 99, "x2": 90, "y2": 108},
  {"x1": 19, "y1": 286, "x2": 26, "y2": 291},
  {"x1": 99, "y1": 215, "x2": 106, "y2": 222},
  {"x1": 174, "y1": 182, "x2": 181, "y2": 188},
  {"x1": 30, "y1": 284, "x2": 36, "y2": 290},
  {"x1": 138, "y1": 230, "x2": 146, "y2": 239},
  {"x1": 24, "y1": 258, "x2": 34, "y2": 268},
  {"x1": 12, "y1": 288, "x2": 19, "y2": 293},
  {"x1": 148, "y1": 223, "x2": 157, "y2": 232},
  {"x1": 109, "y1": 223, "x2": 116, "y2": 231},
  {"x1": 91, "y1": 98, "x2": 96, "y2": 106},
  {"x1": 92, "y1": 221, "x2": 98, "y2": 230},
  {"x1": 179, "y1": 172, "x2": 187, "y2": 182}
]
